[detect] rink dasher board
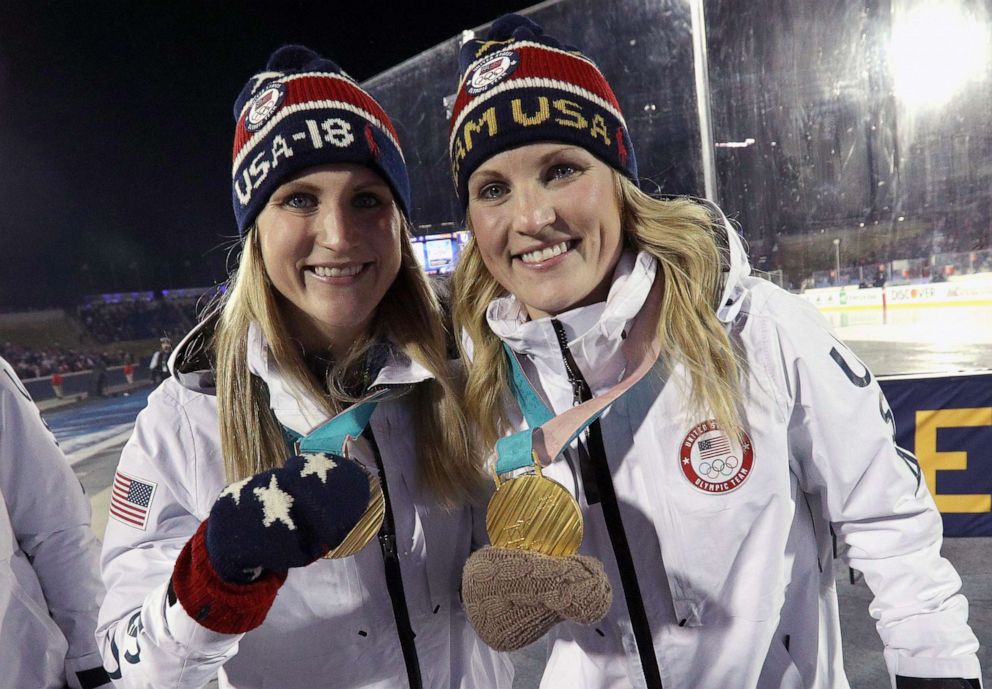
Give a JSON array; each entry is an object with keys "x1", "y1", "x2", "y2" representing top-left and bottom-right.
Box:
[
  {"x1": 801, "y1": 279, "x2": 992, "y2": 310},
  {"x1": 878, "y1": 371, "x2": 992, "y2": 537}
]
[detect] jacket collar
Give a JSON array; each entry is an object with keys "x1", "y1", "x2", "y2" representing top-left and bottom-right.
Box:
[
  {"x1": 245, "y1": 322, "x2": 434, "y2": 436},
  {"x1": 487, "y1": 250, "x2": 656, "y2": 395},
  {"x1": 170, "y1": 313, "x2": 217, "y2": 393},
  {"x1": 164, "y1": 319, "x2": 433, "y2": 437},
  {"x1": 245, "y1": 323, "x2": 323, "y2": 436},
  {"x1": 708, "y1": 199, "x2": 751, "y2": 323}
]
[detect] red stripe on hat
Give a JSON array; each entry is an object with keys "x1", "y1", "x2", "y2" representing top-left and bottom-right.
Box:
[
  {"x1": 233, "y1": 74, "x2": 398, "y2": 161},
  {"x1": 450, "y1": 44, "x2": 621, "y2": 133}
]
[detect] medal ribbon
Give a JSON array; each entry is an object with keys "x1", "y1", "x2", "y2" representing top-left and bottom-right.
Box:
[
  {"x1": 280, "y1": 388, "x2": 401, "y2": 560},
  {"x1": 281, "y1": 387, "x2": 393, "y2": 455},
  {"x1": 299, "y1": 399, "x2": 378, "y2": 454},
  {"x1": 495, "y1": 276, "x2": 664, "y2": 476}
]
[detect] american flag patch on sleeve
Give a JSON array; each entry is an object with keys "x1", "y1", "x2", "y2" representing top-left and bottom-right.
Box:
[{"x1": 110, "y1": 471, "x2": 157, "y2": 530}]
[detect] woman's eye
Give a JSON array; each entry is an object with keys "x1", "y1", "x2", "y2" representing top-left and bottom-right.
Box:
[
  {"x1": 477, "y1": 183, "x2": 507, "y2": 201},
  {"x1": 352, "y1": 192, "x2": 384, "y2": 209},
  {"x1": 282, "y1": 193, "x2": 316, "y2": 210},
  {"x1": 547, "y1": 163, "x2": 578, "y2": 181}
]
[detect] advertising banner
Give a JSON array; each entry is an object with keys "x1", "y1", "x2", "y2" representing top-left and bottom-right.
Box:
[{"x1": 879, "y1": 372, "x2": 992, "y2": 536}]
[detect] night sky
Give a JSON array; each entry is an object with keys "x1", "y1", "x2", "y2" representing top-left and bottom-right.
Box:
[{"x1": 0, "y1": 1, "x2": 534, "y2": 309}]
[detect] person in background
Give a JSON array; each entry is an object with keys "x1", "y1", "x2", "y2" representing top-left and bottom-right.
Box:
[
  {"x1": 123, "y1": 355, "x2": 135, "y2": 386},
  {"x1": 91, "y1": 354, "x2": 107, "y2": 398},
  {"x1": 148, "y1": 336, "x2": 171, "y2": 386},
  {"x1": 51, "y1": 369, "x2": 65, "y2": 398},
  {"x1": 0, "y1": 356, "x2": 111, "y2": 689},
  {"x1": 449, "y1": 14, "x2": 982, "y2": 689},
  {"x1": 96, "y1": 45, "x2": 511, "y2": 689}
]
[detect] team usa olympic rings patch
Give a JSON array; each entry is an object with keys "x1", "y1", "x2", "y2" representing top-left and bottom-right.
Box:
[
  {"x1": 466, "y1": 50, "x2": 520, "y2": 95},
  {"x1": 245, "y1": 82, "x2": 286, "y2": 131},
  {"x1": 679, "y1": 420, "x2": 754, "y2": 494}
]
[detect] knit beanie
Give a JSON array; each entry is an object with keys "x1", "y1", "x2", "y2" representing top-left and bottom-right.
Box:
[
  {"x1": 448, "y1": 13, "x2": 638, "y2": 206},
  {"x1": 232, "y1": 45, "x2": 411, "y2": 233}
]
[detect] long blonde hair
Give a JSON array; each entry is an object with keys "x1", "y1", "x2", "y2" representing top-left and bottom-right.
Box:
[
  {"x1": 453, "y1": 172, "x2": 742, "y2": 451},
  {"x1": 211, "y1": 216, "x2": 482, "y2": 507}
]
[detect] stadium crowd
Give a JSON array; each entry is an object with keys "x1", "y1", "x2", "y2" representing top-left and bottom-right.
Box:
[
  {"x1": 76, "y1": 298, "x2": 197, "y2": 344},
  {"x1": 0, "y1": 343, "x2": 131, "y2": 380},
  {"x1": 1, "y1": 294, "x2": 206, "y2": 380}
]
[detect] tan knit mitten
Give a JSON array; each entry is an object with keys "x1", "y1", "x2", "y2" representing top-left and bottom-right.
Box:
[{"x1": 461, "y1": 545, "x2": 612, "y2": 651}]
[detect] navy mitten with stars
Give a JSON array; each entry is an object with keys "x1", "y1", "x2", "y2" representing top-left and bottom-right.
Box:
[
  {"x1": 205, "y1": 452, "x2": 371, "y2": 582},
  {"x1": 171, "y1": 452, "x2": 371, "y2": 633}
]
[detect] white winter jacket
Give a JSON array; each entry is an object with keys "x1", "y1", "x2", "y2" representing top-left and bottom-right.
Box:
[
  {"x1": 483, "y1": 239, "x2": 981, "y2": 689},
  {"x1": 0, "y1": 356, "x2": 107, "y2": 689},
  {"x1": 97, "y1": 324, "x2": 512, "y2": 689}
]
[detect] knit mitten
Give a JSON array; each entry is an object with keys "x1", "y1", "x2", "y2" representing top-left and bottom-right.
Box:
[
  {"x1": 172, "y1": 452, "x2": 371, "y2": 633},
  {"x1": 462, "y1": 546, "x2": 612, "y2": 651}
]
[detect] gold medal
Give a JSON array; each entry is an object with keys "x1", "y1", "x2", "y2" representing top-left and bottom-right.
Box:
[
  {"x1": 323, "y1": 458, "x2": 385, "y2": 559},
  {"x1": 486, "y1": 454, "x2": 583, "y2": 557}
]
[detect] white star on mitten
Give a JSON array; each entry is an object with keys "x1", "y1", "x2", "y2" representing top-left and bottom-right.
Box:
[
  {"x1": 253, "y1": 475, "x2": 296, "y2": 529},
  {"x1": 300, "y1": 453, "x2": 338, "y2": 483},
  {"x1": 218, "y1": 476, "x2": 252, "y2": 506}
]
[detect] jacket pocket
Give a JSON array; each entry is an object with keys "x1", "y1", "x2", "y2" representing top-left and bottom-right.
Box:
[{"x1": 660, "y1": 495, "x2": 787, "y2": 625}]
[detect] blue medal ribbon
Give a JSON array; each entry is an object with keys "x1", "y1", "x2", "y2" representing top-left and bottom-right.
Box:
[{"x1": 282, "y1": 388, "x2": 392, "y2": 456}]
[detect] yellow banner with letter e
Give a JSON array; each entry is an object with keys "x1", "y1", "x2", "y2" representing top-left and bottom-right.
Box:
[{"x1": 879, "y1": 372, "x2": 992, "y2": 535}]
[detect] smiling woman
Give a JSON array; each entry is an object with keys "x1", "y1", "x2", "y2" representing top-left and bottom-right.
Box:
[
  {"x1": 466, "y1": 144, "x2": 623, "y2": 320},
  {"x1": 94, "y1": 45, "x2": 512, "y2": 689},
  {"x1": 449, "y1": 13, "x2": 983, "y2": 689},
  {"x1": 257, "y1": 164, "x2": 403, "y2": 354}
]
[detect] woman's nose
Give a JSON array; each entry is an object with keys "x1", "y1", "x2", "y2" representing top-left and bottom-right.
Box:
[
  {"x1": 316, "y1": 205, "x2": 357, "y2": 251},
  {"x1": 512, "y1": 188, "x2": 556, "y2": 235}
]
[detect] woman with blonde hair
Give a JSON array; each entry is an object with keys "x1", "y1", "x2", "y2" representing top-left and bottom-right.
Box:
[
  {"x1": 97, "y1": 45, "x2": 511, "y2": 689},
  {"x1": 450, "y1": 14, "x2": 981, "y2": 689}
]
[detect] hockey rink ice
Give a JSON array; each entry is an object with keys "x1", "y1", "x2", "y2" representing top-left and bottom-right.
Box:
[{"x1": 832, "y1": 304, "x2": 992, "y2": 353}]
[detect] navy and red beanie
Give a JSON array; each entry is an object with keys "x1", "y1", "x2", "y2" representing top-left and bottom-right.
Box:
[
  {"x1": 448, "y1": 14, "x2": 638, "y2": 206},
  {"x1": 232, "y1": 45, "x2": 411, "y2": 233}
]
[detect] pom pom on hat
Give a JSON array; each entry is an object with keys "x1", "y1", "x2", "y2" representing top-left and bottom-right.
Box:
[
  {"x1": 231, "y1": 45, "x2": 411, "y2": 233},
  {"x1": 454, "y1": 14, "x2": 563, "y2": 74},
  {"x1": 266, "y1": 44, "x2": 340, "y2": 73},
  {"x1": 489, "y1": 13, "x2": 543, "y2": 40}
]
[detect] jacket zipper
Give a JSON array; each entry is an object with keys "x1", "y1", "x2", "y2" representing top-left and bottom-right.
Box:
[
  {"x1": 363, "y1": 425, "x2": 423, "y2": 689},
  {"x1": 551, "y1": 319, "x2": 664, "y2": 689},
  {"x1": 553, "y1": 325, "x2": 602, "y2": 506}
]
